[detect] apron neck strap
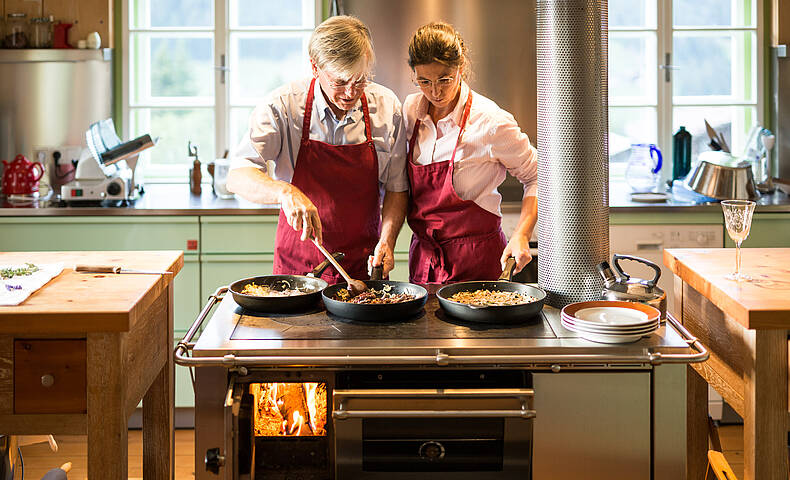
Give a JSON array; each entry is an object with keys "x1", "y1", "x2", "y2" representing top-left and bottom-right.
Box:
[
  {"x1": 302, "y1": 78, "x2": 317, "y2": 144},
  {"x1": 449, "y1": 89, "x2": 473, "y2": 165}
]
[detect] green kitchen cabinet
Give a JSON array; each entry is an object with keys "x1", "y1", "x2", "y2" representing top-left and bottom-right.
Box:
[
  {"x1": 724, "y1": 213, "x2": 790, "y2": 248},
  {"x1": 200, "y1": 253, "x2": 274, "y2": 301},
  {"x1": 201, "y1": 215, "x2": 278, "y2": 254},
  {"x1": 174, "y1": 335, "x2": 195, "y2": 408}
]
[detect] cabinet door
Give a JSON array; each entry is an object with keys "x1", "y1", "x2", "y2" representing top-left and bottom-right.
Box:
[
  {"x1": 173, "y1": 336, "x2": 195, "y2": 408},
  {"x1": 724, "y1": 213, "x2": 790, "y2": 247},
  {"x1": 201, "y1": 216, "x2": 278, "y2": 254},
  {"x1": 0, "y1": 216, "x2": 200, "y2": 252},
  {"x1": 200, "y1": 254, "x2": 274, "y2": 301},
  {"x1": 175, "y1": 256, "x2": 200, "y2": 331},
  {"x1": 532, "y1": 372, "x2": 651, "y2": 479}
]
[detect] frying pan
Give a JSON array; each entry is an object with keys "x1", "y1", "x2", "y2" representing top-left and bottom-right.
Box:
[
  {"x1": 229, "y1": 253, "x2": 343, "y2": 312},
  {"x1": 436, "y1": 258, "x2": 546, "y2": 324},
  {"x1": 322, "y1": 266, "x2": 428, "y2": 321}
]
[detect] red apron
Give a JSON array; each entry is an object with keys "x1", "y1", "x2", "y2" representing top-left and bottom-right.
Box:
[
  {"x1": 273, "y1": 78, "x2": 380, "y2": 284},
  {"x1": 407, "y1": 90, "x2": 507, "y2": 284}
]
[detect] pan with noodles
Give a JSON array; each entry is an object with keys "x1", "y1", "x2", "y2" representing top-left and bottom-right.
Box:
[
  {"x1": 437, "y1": 258, "x2": 546, "y2": 324},
  {"x1": 228, "y1": 253, "x2": 343, "y2": 312}
]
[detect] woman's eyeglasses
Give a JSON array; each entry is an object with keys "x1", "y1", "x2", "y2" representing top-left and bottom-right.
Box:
[{"x1": 413, "y1": 76, "x2": 456, "y2": 89}]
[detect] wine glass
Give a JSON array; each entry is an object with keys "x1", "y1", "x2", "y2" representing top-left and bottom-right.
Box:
[{"x1": 721, "y1": 200, "x2": 756, "y2": 281}]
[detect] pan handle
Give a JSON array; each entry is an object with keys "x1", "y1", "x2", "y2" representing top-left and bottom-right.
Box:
[
  {"x1": 370, "y1": 264, "x2": 384, "y2": 280},
  {"x1": 498, "y1": 257, "x2": 517, "y2": 281},
  {"x1": 308, "y1": 252, "x2": 345, "y2": 277}
]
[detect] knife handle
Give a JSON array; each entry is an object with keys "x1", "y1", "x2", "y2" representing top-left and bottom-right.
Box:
[{"x1": 75, "y1": 265, "x2": 121, "y2": 273}]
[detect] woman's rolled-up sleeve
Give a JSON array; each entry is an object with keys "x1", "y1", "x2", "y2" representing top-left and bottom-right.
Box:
[{"x1": 487, "y1": 112, "x2": 538, "y2": 198}]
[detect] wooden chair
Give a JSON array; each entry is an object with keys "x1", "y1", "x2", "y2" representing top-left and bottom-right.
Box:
[
  {"x1": 706, "y1": 415, "x2": 737, "y2": 480},
  {"x1": 706, "y1": 450, "x2": 738, "y2": 480}
]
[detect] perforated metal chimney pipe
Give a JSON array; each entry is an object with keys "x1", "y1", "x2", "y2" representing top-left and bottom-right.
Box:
[{"x1": 536, "y1": 0, "x2": 610, "y2": 307}]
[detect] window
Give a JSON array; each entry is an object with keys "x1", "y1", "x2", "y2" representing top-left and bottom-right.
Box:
[
  {"x1": 123, "y1": 0, "x2": 319, "y2": 181},
  {"x1": 609, "y1": 0, "x2": 761, "y2": 180}
]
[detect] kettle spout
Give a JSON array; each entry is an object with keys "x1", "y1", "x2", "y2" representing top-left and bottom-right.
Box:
[{"x1": 596, "y1": 261, "x2": 618, "y2": 288}]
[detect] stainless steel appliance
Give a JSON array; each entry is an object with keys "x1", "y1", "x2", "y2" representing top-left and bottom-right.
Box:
[
  {"x1": 338, "y1": 0, "x2": 537, "y2": 201},
  {"x1": 0, "y1": 49, "x2": 113, "y2": 187},
  {"x1": 59, "y1": 119, "x2": 154, "y2": 202},
  {"x1": 536, "y1": 0, "x2": 609, "y2": 307},
  {"x1": 597, "y1": 254, "x2": 668, "y2": 319},
  {"x1": 177, "y1": 289, "x2": 707, "y2": 480}
]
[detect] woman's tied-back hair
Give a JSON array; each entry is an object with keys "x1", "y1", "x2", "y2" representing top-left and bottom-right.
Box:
[
  {"x1": 408, "y1": 21, "x2": 470, "y2": 79},
  {"x1": 309, "y1": 15, "x2": 375, "y2": 80}
]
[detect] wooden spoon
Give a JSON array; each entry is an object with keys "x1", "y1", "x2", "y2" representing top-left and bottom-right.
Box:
[{"x1": 311, "y1": 238, "x2": 367, "y2": 295}]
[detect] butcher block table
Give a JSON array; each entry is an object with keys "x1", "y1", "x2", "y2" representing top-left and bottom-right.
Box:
[
  {"x1": 665, "y1": 248, "x2": 790, "y2": 480},
  {"x1": 0, "y1": 251, "x2": 183, "y2": 479}
]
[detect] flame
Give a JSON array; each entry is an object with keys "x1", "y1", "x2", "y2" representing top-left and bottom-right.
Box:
[{"x1": 253, "y1": 382, "x2": 327, "y2": 437}]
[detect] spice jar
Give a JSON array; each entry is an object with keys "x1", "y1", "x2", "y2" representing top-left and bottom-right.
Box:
[
  {"x1": 30, "y1": 17, "x2": 52, "y2": 48},
  {"x1": 4, "y1": 13, "x2": 29, "y2": 48}
]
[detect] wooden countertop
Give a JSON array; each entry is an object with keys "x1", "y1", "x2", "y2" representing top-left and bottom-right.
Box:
[
  {"x1": 664, "y1": 248, "x2": 790, "y2": 329},
  {"x1": 0, "y1": 251, "x2": 183, "y2": 334}
]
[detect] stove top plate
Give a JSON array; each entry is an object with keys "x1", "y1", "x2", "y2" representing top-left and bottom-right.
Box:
[{"x1": 230, "y1": 297, "x2": 556, "y2": 341}]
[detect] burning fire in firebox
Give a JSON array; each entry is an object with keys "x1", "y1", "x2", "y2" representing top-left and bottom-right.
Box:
[{"x1": 251, "y1": 383, "x2": 327, "y2": 437}]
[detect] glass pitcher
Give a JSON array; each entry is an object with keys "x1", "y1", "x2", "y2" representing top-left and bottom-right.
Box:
[{"x1": 625, "y1": 143, "x2": 663, "y2": 192}]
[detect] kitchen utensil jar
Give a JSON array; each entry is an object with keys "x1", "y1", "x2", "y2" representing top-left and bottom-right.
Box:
[
  {"x1": 4, "y1": 13, "x2": 29, "y2": 48},
  {"x1": 30, "y1": 17, "x2": 52, "y2": 48}
]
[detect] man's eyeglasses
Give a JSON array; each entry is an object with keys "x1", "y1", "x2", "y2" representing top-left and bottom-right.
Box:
[
  {"x1": 413, "y1": 76, "x2": 456, "y2": 89},
  {"x1": 321, "y1": 68, "x2": 371, "y2": 91}
]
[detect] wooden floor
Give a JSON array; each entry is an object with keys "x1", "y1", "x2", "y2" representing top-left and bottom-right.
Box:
[
  {"x1": 13, "y1": 426, "x2": 745, "y2": 479},
  {"x1": 12, "y1": 430, "x2": 195, "y2": 480}
]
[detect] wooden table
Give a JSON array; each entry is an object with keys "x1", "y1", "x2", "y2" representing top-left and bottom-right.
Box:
[
  {"x1": 665, "y1": 248, "x2": 790, "y2": 480},
  {"x1": 0, "y1": 251, "x2": 183, "y2": 479}
]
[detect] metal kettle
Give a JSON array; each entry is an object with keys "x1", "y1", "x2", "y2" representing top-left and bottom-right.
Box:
[{"x1": 596, "y1": 254, "x2": 667, "y2": 319}]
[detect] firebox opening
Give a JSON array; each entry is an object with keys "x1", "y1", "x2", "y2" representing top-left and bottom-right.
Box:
[{"x1": 251, "y1": 382, "x2": 328, "y2": 437}]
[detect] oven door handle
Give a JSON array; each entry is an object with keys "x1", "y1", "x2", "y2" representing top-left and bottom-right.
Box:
[
  {"x1": 333, "y1": 409, "x2": 536, "y2": 420},
  {"x1": 332, "y1": 388, "x2": 536, "y2": 420}
]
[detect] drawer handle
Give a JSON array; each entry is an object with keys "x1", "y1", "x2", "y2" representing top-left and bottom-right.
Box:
[{"x1": 41, "y1": 374, "x2": 55, "y2": 388}]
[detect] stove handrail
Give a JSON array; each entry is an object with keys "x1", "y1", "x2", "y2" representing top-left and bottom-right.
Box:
[
  {"x1": 174, "y1": 289, "x2": 709, "y2": 368},
  {"x1": 175, "y1": 286, "x2": 227, "y2": 365}
]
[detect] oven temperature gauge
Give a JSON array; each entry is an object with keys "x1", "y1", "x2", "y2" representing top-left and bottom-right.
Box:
[{"x1": 419, "y1": 440, "x2": 446, "y2": 461}]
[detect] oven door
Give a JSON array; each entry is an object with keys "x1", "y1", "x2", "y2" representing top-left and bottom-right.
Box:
[
  {"x1": 211, "y1": 375, "x2": 254, "y2": 480},
  {"x1": 333, "y1": 388, "x2": 535, "y2": 479}
]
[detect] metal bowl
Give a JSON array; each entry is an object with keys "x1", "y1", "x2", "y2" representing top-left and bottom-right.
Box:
[{"x1": 687, "y1": 160, "x2": 759, "y2": 200}]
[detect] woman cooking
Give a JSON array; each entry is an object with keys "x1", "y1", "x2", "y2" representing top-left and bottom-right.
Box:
[
  {"x1": 227, "y1": 16, "x2": 408, "y2": 283},
  {"x1": 403, "y1": 21, "x2": 538, "y2": 284}
]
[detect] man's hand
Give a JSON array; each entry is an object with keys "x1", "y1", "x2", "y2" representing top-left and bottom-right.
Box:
[
  {"x1": 279, "y1": 185, "x2": 322, "y2": 243},
  {"x1": 501, "y1": 233, "x2": 532, "y2": 274},
  {"x1": 367, "y1": 240, "x2": 395, "y2": 278}
]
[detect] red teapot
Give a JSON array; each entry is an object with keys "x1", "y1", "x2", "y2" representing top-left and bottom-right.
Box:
[{"x1": 2, "y1": 154, "x2": 45, "y2": 195}]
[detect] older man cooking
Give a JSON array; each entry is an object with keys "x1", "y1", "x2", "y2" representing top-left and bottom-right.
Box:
[{"x1": 227, "y1": 15, "x2": 408, "y2": 283}]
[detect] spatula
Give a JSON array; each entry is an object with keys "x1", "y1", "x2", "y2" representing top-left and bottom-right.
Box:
[{"x1": 311, "y1": 238, "x2": 367, "y2": 295}]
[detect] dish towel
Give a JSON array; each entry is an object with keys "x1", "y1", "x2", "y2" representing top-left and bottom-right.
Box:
[{"x1": 0, "y1": 263, "x2": 64, "y2": 306}]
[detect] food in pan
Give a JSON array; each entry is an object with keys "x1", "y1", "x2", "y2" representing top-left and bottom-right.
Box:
[
  {"x1": 447, "y1": 289, "x2": 537, "y2": 306},
  {"x1": 334, "y1": 285, "x2": 416, "y2": 304},
  {"x1": 241, "y1": 281, "x2": 314, "y2": 297}
]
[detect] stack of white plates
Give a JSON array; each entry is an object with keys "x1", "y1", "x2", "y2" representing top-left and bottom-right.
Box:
[{"x1": 561, "y1": 301, "x2": 660, "y2": 344}]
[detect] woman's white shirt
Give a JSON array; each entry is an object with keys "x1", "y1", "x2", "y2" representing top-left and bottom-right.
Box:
[
  {"x1": 403, "y1": 82, "x2": 537, "y2": 216},
  {"x1": 230, "y1": 77, "x2": 408, "y2": 192}
]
